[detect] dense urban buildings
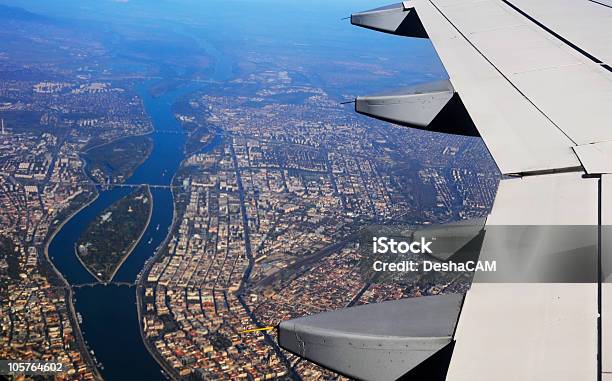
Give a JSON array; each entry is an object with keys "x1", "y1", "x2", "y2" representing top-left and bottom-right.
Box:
[
  {"x1": 0, "y1": 77, "x2": 152, "y2": 380},
  {"x1": 137, "y1": 72, "x2": 499, "y2": 379},
  {"x1": 0, "y1": 2, "x2": 499, "y2": 380}
]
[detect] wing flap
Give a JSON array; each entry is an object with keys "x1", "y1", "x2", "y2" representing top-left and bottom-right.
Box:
[
  {"x1": 447, "y1": 283, "x2": 598, "y2": 381},
  {"x1": 601, "y1": 175, "x2": 612, "y2": 378},
  {"x1": 278, "y1": 294, "x2": 463, "y2": 381},
  {"x1": 574, "y1": 141, "x2": 612, "y2": 175},
  {"x1": 447, "y1": 172, "x2": 599, "y2": 380}
]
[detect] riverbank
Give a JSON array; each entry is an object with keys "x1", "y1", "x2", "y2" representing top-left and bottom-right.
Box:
[
  {"x1": 42, "y1": 187, "x2": 102, "y2": 381},
  {"x1": 135, "y1": 132, "x2": 225, "y2": 380},
  {"x1": 108, "y1": 185, "x2": 154, "y2": 281},
  {"x1": 136, "y1": 162, "x2": 183, "y2": 381},
  {"x1": 46, "y1": 77, "x2": 220, "y2": 381},
  {"x1": 74, "y1": 186, "x2": 153, "y2": 282},
  {"x1": 82, "y1": 130, "x2": 154, "y2": 154},
  {"x1": 73, "y1": 185, "x2": 155, "y2": 284},
  {"x1": 83, "y1": 134, "x2": 155, "y2": 184}
]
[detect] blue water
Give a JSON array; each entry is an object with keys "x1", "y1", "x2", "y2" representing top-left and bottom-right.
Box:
[
  {"x1": 75, "y1": 286, "x2": 160, "y2": 381},
  {"x1": 49, "y1": 187, "x2": 132, "y2": 284},
  {"x1": 48, "y1": 58, "x2": 228, "y2": 381}
]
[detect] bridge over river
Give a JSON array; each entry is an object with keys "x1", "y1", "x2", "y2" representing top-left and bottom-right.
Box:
[{"x1": 72, "y1": 281, "x2": 137, "y2": 289}]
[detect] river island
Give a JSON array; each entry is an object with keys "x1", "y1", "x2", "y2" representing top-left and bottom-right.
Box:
[
  {"x1": 76, "y1": 185, "x2": 153, "y2": 282},
  {"x1": 83, "y1": 134, "x2": 154, "y2": 184}
]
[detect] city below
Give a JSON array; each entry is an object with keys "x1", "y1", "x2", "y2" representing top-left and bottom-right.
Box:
[{"x1": 0, "y1": 1, "x2": 500, "y2": 380}]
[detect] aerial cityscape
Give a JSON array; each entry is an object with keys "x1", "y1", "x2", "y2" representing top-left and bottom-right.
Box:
[{"x1": 0, "y1": 1, "x2": 500, "y2": 380}]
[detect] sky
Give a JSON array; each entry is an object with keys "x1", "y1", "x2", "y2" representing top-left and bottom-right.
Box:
[{"x1": 0, "y1": 0, "x2": 448, "y2": 92}]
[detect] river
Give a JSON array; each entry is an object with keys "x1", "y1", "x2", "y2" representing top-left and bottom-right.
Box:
[{"x1": 48, "y1": 41, "x2": 233, "y2": 380}]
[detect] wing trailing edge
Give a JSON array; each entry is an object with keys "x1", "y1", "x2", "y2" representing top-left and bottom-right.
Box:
[
  {"x1": 278, "y1": 0, "x2": 611, "y2": 379},
  {"x1": 278, "y1": 294, "x2": 463, "y2": 381}
]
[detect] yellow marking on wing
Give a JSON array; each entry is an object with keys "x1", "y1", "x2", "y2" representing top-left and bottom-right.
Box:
[{"x1": 240, "y1": 326, "x2": 275, "y2": 334}]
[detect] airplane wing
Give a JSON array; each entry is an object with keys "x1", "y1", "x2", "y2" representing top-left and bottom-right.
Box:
[{"x1": 277, "y1": 1, "x2": 612, "y2": 380}]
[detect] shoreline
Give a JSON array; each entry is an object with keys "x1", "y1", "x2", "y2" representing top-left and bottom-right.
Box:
[
  {"x1": 43, "y1": 186, "x2": 103, "y2": 381},
  {"x1": 42, "y1": 80, "x2": 193, "y2": 381},
  {"x1": 82, "y1": 130, "x2": 154, "y2": 154},
  {"x1": 44, "y1": 189, "x2": 99, "y2": 285},
  {"x1": 108, "y1": 185, "x2": 154, "y2": 282},
  {"x1": 43, "y1": 128, "x2": 155, "y2": 379},
  {"x1": 72, "y1": 185, "x2": 155, "y2": 283},
  {"x1": 133, "y1": 82, "x2": 209, "y2": 381},
  {"x1": 134, "y1": 132, "x2": 224, "y2": 381},
  {"x1": 73, "y1": 242, "x2": 105, "y2": 283},
  {"x1": 136, "y1": 163, "x2": 183, "y2": 381},
  {"x1": 81, "y1": 133, "x2": 155, "y2": 184}
]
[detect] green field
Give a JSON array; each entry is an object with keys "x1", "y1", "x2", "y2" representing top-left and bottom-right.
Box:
[{"x1": 76, "y1": 186, "x2": 152, "y2": 282}]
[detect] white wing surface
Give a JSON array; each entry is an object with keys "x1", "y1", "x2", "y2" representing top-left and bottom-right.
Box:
[{"x1": 278, "y1": 1, "x2": 612, "y2": 379}]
